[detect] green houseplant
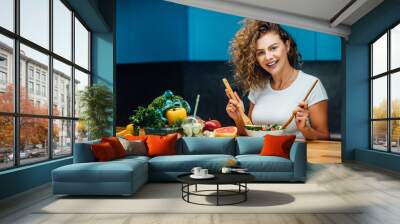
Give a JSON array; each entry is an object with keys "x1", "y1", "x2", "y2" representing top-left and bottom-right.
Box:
[{"x1": 79, "y1": 84, "x2": 113, "y2": 140}]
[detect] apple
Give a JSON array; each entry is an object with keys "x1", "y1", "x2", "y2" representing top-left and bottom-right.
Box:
[{"x1": 204, "y1": 120, "x2": 222, "y2": 131}]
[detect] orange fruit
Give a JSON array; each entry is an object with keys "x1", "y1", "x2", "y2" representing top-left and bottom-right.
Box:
[{"x1": 214, "y1": 126, "x2": 237, "y2": 137}]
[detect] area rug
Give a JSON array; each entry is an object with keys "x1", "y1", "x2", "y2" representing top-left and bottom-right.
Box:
[{"x1": 37, "y1": 183, "x2": 361, "y2": 214}]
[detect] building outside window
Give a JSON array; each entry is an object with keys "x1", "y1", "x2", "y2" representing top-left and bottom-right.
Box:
[
  {"x1": 42, "y1": 85, "x2": 46, "y2": 97},
  {"x1": 370, "y1": 23, "x2": 400, "y2": 154},
  {"x1": 35, "y1": 83, "x2": 40, "y2": 95},
  {"x1": 28, "y1": 66, "x2": 34, "y2": 79},
  {"x1": 0, "y1": 54, "x2": 7, "y2": 67},
  {"x1": 41, "y1": 73, "x2": 46, "y2": 83},
  {"x1": 0, "y1": 0, "x2": 91, "y2": 170},
  {"x1": 54, "y1": 88, "x2": 58, "y2": 101},
  {"x1": 0, "y1": 54, "x2": 7, "y2": 88},
  {"x1": 28, "y1": 81, "x2": 34, "y2": 94},
  {"x1": 35, "y1": 70, "x2": 40, "y2": 81},
  {"x1": 0, "y1": 71, "x2": 6, "y2": 84}
]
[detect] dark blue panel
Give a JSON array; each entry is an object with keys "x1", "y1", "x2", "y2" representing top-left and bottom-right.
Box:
[
  {"x1": 283, "y1": 25, "x2": 316, "y2": 61},
  {"x1": 116, "y1": 0, "x2": 342, "y2": 63},
  {"x1": 188, "y1": 7, "x2": 242, "y2": 61},
  {"x1": 316, "y1": 33, "x2": 341, "y2": 60},
  {"x1": 116, "y1": 0, "x2": 188, "y2": 63},
  {"x1": 344, "y1": 44, "x2": 369, "y2": 160}
]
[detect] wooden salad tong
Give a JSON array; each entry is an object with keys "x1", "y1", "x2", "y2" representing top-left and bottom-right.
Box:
[
  {"x1": 222, "y1": 78, "x2": 253, "y2": 125},
  {"x1": 281, "y1": 79, "x2": 319, "y2": 129}
]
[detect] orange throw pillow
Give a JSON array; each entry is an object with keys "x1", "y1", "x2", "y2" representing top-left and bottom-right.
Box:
[
  {"x1": 260, "y1": 134, "x2": 296, "y2": 159},
  {"x1": 146, "y1": 133, "x2": 178, "y2": 157},
  {"x1": 101, "y1": 137, "x2": 127, "y2": 158},
  {"x1": 125, "y1": 135, "x2": 148, "y2": 141},
  {"x1": 91, "y1": 142, "x2": 117, "y2": 161}
]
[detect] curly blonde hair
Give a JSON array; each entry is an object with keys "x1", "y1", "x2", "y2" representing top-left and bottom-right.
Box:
[{"x1": 229, "y1": 19, "x2": 302, "y2": 93}]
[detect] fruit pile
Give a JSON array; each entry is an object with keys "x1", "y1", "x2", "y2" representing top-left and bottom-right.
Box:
[
  {"x1": 129, "y1": 90, "x2": 191, "y2": 132},
  {"x1": 202, "y1": 120, "x2": 237, "y2": 138},
  {"x1": 126, "y1": 90, "x2": 238, "y2": 137}
]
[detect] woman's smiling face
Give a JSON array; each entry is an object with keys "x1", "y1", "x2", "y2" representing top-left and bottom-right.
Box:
[{"x1": 255, "y1": 32, "x2": 290, "y2": 76}]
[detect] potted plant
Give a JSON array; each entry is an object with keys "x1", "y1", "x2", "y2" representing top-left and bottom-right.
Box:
[{"x1": 79, "y1": 84, "x2": 113, "y2": 140}]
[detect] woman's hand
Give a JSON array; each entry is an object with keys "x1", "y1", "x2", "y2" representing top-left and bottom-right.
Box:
[
  {"x1": 293, "y1": 101, "x2": 310, "y2": 131},
  {"x1": 225, "y1": 90, "x2": 245, "y2": 122}
]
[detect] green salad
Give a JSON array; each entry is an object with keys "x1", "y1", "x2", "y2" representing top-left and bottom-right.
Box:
[{"x1": 245, "y1": 124, "x2": 283, "y2": 131}]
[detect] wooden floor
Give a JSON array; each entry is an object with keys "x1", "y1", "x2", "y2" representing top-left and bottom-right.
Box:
[{"x1": 1, "y1": 162, "x2": 400, "y2": 224}]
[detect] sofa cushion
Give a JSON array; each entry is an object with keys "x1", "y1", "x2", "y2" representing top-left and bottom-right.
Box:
[
  {"x1": 119, "y1": 138, "x2": 147, "y2": 156},
  {"x1": 147, "y1": 133, "x2": 178, "y2": 157},
  {"x1": 101, "y1": 137, "x2": 127, "y2": 158},
  {"x1": 52, "y1": 159, "x2": 147, "y2": 183},
  {"x1": 236, "y1": 137, "x2": 263, "y2": 155},
  {"x1": 91, "y1": 142, "x2": 118, "y2": 161},
  {"x1": 178, "y1": 137, "x2": 235, "y2": 155},
  {"x1": 148, "y1": 154, "x2": 235, "y2": 172},
  {"x1": 260, "y1": 134, "x2": 296, "y2": 159},
  {"x1": 236, "y1": 155, "x2": 293, "y2": 172}
]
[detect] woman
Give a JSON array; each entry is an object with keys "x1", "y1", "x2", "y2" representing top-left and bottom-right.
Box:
[{"x1": 226, "y1": 19, "x2": 329, "y2": 140}]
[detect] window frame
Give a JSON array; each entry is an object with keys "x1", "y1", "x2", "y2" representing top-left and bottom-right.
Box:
[
  {"x1": 370, "y1": 19, "x2": 400, "y2": 154},
  {"x1": 0, "y1": 0, "x2": 92, "y2": 171}
]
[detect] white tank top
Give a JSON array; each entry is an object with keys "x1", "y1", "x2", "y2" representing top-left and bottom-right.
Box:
[{"x1": 248, "y1": 70, "x2": 328, "y2": 138}]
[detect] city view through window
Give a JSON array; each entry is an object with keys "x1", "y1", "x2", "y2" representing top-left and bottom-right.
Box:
[
  {"x1": 0, "y1": 0, "x2": 91, "y2": 170},
  {"x1": 371, "y1": 23, "x2": 400, "y2": 153}
]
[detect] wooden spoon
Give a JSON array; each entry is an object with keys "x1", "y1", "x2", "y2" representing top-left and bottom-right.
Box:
[
  {"x1": 222, "y1": 78, "x2": 253, "y2": 125},
  {"x1": 281, "y1": 79, "x2": 319, "y2": 129}
]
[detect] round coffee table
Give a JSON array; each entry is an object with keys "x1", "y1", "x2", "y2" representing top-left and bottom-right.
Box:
[{"x1": 177, "y1": 173, "x2": 255, "y2": 206}]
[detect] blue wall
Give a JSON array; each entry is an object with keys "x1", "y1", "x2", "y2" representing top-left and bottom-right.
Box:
[
  {"x1": 92, "y1": 33, "x2": 114, "y2": 88},
  {"x1": 283, "y1": 26, "x2": 316, "y2": 60},
  {"x1": 116, "y1": 0, "x2": 341, "y2": 63},
  {"x1": 345, "y1": 0, "x2": 400, "y2": 171},
  {"x1": 92, "y1": 32, "x2": 115, "y2": 135},
  {"x1": 0, "y1": 158, "x2": 72, "y2": 199},
  {"x1": 187, "y1": 7, "x2": 242, "y2": 61},
  {"x1": 116, "y1": 0, "x2": 188, "y2": 63},
  {"x1": 316, "y1": 33, "x2": 342, "y2": 60}
]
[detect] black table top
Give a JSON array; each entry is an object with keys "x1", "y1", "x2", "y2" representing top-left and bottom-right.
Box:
[{"x1": 177, "y1": 172, "x2": 255, "y2": 185}]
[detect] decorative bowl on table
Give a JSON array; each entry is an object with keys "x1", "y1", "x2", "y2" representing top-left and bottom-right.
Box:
[
  {"x1": 244, "y1": 124, "x2": 284, "y2": 137},
  {"x1": 144, "y1": 127, "x2": 181, "y2": 136}
]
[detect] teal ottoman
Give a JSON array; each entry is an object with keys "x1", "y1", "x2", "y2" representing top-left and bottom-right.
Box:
[{"x1": 52, "y1": 156, "x2": 148, "y2": 196}]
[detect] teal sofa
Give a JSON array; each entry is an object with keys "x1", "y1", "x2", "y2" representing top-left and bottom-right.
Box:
[{"x1": 52, "y1": 137, "x2": 306, "y2": 196}]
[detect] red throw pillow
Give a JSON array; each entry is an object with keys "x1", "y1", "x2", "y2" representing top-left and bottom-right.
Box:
[
  {"x1": 91, "y1": 142, "x2": 117, "y2": 161},
  {"x1": 260, "y1": 134, "x2": 296, "y2": 159},
  {"x1": 125, "y1": 135, "x2": 148, "y2": 141},
  {"x1": 146, "y1": 133, "x2": 178, "y2": 157},
  {"x1": 101, "y1": 137, "x2": 127, "y2": 158}
]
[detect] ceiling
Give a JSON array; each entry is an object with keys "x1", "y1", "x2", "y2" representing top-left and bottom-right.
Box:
[{"x1": 165, "y1": 0, "x2": 384, "y2": 38}]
